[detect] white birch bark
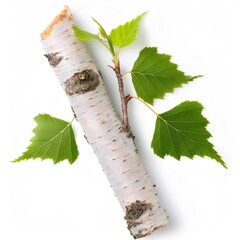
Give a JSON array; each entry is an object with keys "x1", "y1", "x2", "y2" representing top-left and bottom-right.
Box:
[{"x1": 41, "y1": 6, "x2": 168, "y2": 239}]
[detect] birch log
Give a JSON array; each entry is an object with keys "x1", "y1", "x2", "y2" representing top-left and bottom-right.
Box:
[{"x1": 41, "y1": 6, "x2": 168, "y2": 238}]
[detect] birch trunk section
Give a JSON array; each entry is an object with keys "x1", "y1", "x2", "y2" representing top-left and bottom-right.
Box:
[{"x1": 41, "y1": 6, "x2": 168, "y2": 239}]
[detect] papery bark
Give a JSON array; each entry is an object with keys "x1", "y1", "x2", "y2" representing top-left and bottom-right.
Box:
[{"x1": 41, "y1": 6, "x2": 168, "y2": 238}]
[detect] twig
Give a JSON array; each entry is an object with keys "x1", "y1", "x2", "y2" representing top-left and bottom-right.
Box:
[{"x1": 113, "y1": 60, "x2": 129, "y2": 127}]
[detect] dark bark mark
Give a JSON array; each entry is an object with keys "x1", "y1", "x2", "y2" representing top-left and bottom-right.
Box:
[
  {"x1": 125, "y1": 200, "x2": 152, "y2": 229},
  {"x1": 121, "y1": 124, "x2": 139, "y2": 153},
  {"x1": 98, "y1": 70, "x2": 103, "y2": 78},
  {"x1": 44, "y1": 52, "x2": 63, "y2": 67},
  {"x1": 84, "y1": 135, "x2": 90, "y2": 144},
  {"x1": 133, "y1": 224, "x2": 165, "y2": 239},
  {"x1": 71, "y1": 107, "x2": 77, "y2": 120},
  {"x1": 121, "y1": 124, "x2": 134, "y2": 138},
  {"x1": 65, "y1": 69, "x2": 99, "y2": 95},
  {"x1": 122, "y1": 169, "x2": 130, "y2": 174}
]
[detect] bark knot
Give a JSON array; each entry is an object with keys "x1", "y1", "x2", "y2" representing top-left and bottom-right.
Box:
[
  {"x1": 44, "y1": 52, "x2": 63, "y2": 67},
  {"x1": 65, "y1": 69, "x2": 100, "y2": 95},
  {"x1": 125, "y1": 200, "x2": 152, "y2": 229}
]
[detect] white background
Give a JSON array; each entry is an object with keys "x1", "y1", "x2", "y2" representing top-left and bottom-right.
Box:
[{"x1": 0, "y1": 0, "x2": 239, "y2": 239}]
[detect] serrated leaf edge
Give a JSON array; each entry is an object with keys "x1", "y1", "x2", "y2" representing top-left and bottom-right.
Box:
[
  {"x1": 110, "y1": 12, "x2": 147, "y2": 48},
  {"x1": 151, "y1": 101, "x2": 226, "y2": 168},
  {"x1": 13, "y1": 114, "x2": 78, "y2": 164},
  {"x1": 131, "y1": 47, "x2": 203, "y2": 104}
]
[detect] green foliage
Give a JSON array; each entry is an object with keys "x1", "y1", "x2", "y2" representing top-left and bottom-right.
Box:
[
  {"x1": 33, "y1": 11, "x2": 224, "y2": 169},
  {"x1": 92, "y1": 18, "x2": 108, "y2": 39},
  {"x1": 110, "y1": 12, "x2": 146, "y2": 48},
  {"x1": 151, "y1": 101, "x2": 226, "y2": 168},
  {"x1": 73, "y1": 25, "x2": 100, "y2": 41},
  {"x1": 92, "y1": 18, "x2": 115, "y2": 57},
  {"x1": 14, "y1": 114, "x2": 79, "y2": 164},
  {"x1": 131, "y1": 47, "x2": 202, "y2": 104},
  {"x1": 73, "y1": 20, "x2": 115, "y2": 57},
  {"x1": 73, "y1": 13, "x2": 146, "y2": 57}
]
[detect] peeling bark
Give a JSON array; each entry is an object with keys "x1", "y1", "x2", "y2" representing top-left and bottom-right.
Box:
[{"x1": 41, "y1": 6, "x2": 168, "y2": 238}]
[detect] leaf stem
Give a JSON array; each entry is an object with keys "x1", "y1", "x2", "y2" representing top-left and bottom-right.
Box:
[
  {"x1": 70, "y1": 116, "x2": 75, "y2": 123},
  {"x1": 98, "y1": 39, "x2": 112, "y2": 53},
  {"x1": 107, "y1": 38, "x2": 115, "y2": 57},
  {"x1": 122, "y1": 71, "x2": 130, "y2": 78},
  {"x1": 127, "y1": 95, "x2": 159, "y2": 117}
]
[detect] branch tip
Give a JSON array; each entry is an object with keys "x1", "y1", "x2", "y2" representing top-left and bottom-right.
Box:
[{"x1": 41, "y1": 6, "x2": 73, "y2": 40}]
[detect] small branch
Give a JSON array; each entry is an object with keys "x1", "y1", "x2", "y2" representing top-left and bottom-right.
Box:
[
  {"x1": 113, "y1": 60, "x2": 129, "y2": 127},
  {"x1": 108, "y1": 64, "x2": 115, "y2": 70}
]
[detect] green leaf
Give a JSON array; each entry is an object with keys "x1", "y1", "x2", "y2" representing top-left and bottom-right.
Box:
[
  {"x1": 14, "y1": 114, "x2": 79, "y2": 164},
  {"x1": 131, "y1": 47, "x2": 202, "y2": 104},
  {"x1": 92, "y1": 18, "x2": 108, "y2": 39},
  {"x1": 73, "y1": 25, "x2": 100, "y2": 41},
  {"x1": 110, "y1": 12, "x2": 146, "y2": 48},
  {"x1": 92, "y1": 18, "x2": 115, "y2": 57},
  {"x1": 151, "y1": 101, "x2": 226, "y2": 168}
]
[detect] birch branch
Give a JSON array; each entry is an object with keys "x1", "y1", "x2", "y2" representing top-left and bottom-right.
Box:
[{"x1": 41, "y1": 6, "x2": 168, "y2": 238}]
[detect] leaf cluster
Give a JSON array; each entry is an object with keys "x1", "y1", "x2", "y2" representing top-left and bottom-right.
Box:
[
  {"x1": 73, "y1": 12, "x2": 146, "y2": 61},
  {"x1": 15, "y1": 12, "x2": 225, "y2": 168},
  {"x1": 73, "y1": 13, "x2": 225, "y2": 168}
]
